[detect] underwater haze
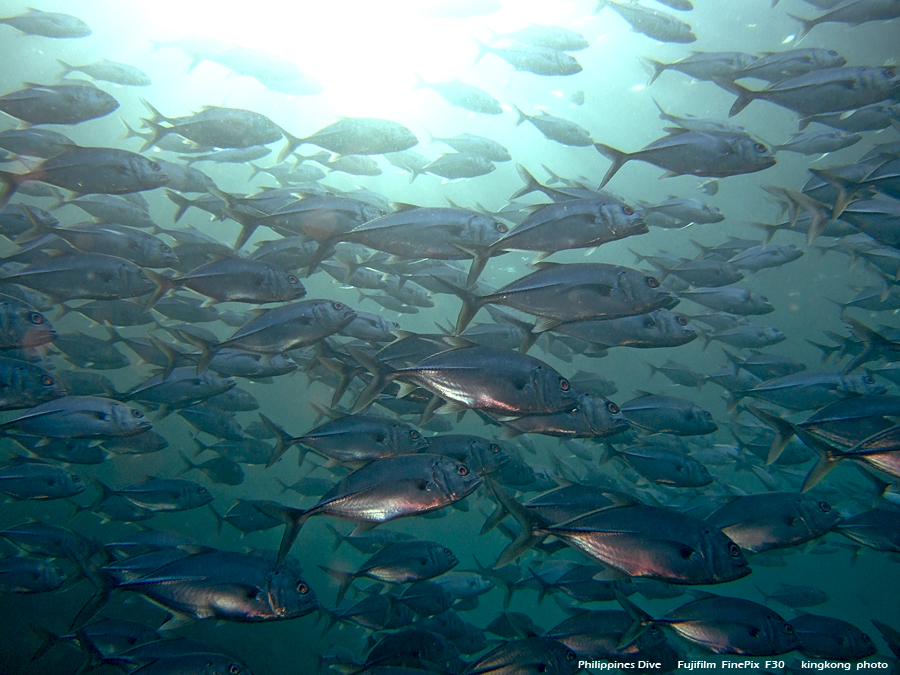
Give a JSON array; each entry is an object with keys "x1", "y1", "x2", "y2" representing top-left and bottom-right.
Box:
[{"x1": 0, "y1": 0, "x2": 899, "y2": 674}]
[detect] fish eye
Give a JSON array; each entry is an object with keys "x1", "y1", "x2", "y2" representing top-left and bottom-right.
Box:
[
  {"x1": 622, "y1": 206, "x2": 634, "y2": 215},
  {"x1": 646, "y1": 276, "x2": 660, "y2": 288},
  {"x1": 296, "y1": 582, "x2": 309, "y2": 594},
  {"x1": 559, "y1": 378, "x2": 570, "y2": 391},
  {"x1": 41, "y1": 375, "x2": 54, "y2": 387},
  {"x1": 161, "y1": 245, "x2": 172, "y2": 253},
  {"x1": 131, "y1": 409, "x2": 143, "y2": 418},
  {"x1": 818, "y1": 501, "x2": 831, "y2": 513},
  {"x1": 150, "y1": 161, "x2": 161, "y2": 171},
  {"x1": 457, "y1": 465, "x2": 469, "y2": 476},
  {"x1": 566, "y1": 651, "x2": 576, "y2": 662},
  {"x1": 229, "y1": 665, "x2": 241, "y2": 675},
  {"x1": 198, "y1": 486, "x2": 208, "y2": 494},
  {"x1": 784, "y1": 624, "x2": 795, "y2": 635},
  {"x1": 28, "y1": 312, "x2": 44, "y2": 325},
  {"x1": 607, "y1": 402, "x2": 619, "y2": 414},
  {"x1": 705, "y1": 411, "x2": 713, "y2": 419},
  {"x1": 885, "y1": 67, "x2": 897, "y2": 78},
  {"x1": 490, "y1": 443, "x2": 501, "y2": 454},
  {"x1": 332, "y1": 302, "x2": 344, "y2": 310},
  {"x1": 72, "y1": 475, "x2": 82, "y2": 483},
  {"x1": 444, "y1": 548, "x2": 453, "y2": 557},
  {"x1": 728, "y1": 542, "x2": 741, "y2": 558},
  {"x1": 288, "y1": 275, "x2": 298, "y2": 284},
  {"x1": 863, "y1": 375, "x2": 875, "y2": 384},
  {"x1": 410, "y1": 430, "x2": 419, "y2": 439},
  {"x1": 677, "y1": 316, "x2": 688, "y2": 326},
  {"x1": 755, "y1": 143, "x2": 768, "y2": 153},
  {"x1": 496, "y1": 222, "x2": 508, "y2": 233}
]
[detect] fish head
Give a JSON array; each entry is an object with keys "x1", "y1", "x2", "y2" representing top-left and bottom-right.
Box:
[
  {"x1": 533, "y1": 364, "x2": 580, "y2": 413},
  {"x1": 146, "y1": 238, "x2": 179, "y2": 268},
  {"x1": 266, "y1": 559, "x2": 318, "y2": 619},
  {"x1": 600, "y1": 201, "x2": 648, "y2": 238},
  {"x1": 617, "y1": 269, "x2": 677, "y2": 311},
  {"x1": 843, "y1": 373, "x2": 886, "y2": 397},
  {"x1": 734, "y1": 134, "x2": 777, "y2": 173},
  {"x1": 429, "y1": 544, "x2": 460, "y2": 573},
  {"x1": 433, "y1": 456, "x2": 483, "y2": 501},
  {"x1": 748, "y1": 291, "x2": 775, "y2": 314},
  {"x1": 388, "y1": 421, "x2": 430, "y2": 454},
  {"x1": 202, "y1": 370, "x2": 236, "y2": 393},
  {"x1": 310, "y1": 299, "x2": 357, "y2": 332},
  {"x1": 468, "y1": 438, "x2": 510, "y2": 475},
  {"x1": 867, "y1": 65, "x2": 900, "y2": 95},
  {"x1": 687, "y1": 405, "x2": 718, "y2": 434},
  {"x1": 7, "y1": 301, "x2": 56, "y2": 349},
  {"x1": 467, "y1": 213, "x2": 509, "y2": 247},
  {"x1": 703, "y1": 528, "x2": 752, "y2": 583},
  {"x1": 761, "y1": 611, "x2": 802, "y2": 655},
  {"x1": 814, "y1": 49, "x2": 846, "y2": 70},
  {"x1": 131, "y1": 155, "x2": 170, "y2": 189},
  {"x1": 110, "y1": 403, "x2": 153, "y2": 436},
  {"x1": 269, "y1": 269, "x2": 307, "y2": 302},
  {"x1": 793, "y1": 494, "x2": 841, "y2": 535},
  {"x1": 661, "y1": 311, "x2": 697, "y2": 344},
  {"x1": 577, "y1": 391, "x2": 630, "y2": 437}
]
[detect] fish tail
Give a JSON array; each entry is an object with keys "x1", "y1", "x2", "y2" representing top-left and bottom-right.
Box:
[
  {"x1": 0, "y1": 169, "x2": 20, "y2": 209},
  {"x1": 70, "y1": 587, "x2": 112, "y2": 632},
  {"x1": 592, "y1": 0, "x2": 610, "y2": 16},
  {"x1": 346, "y1": 345, "x2": 394, "y2": 414},
  {"x1": 276, "y1": 127, "x2": 303, "y2": 164},
  {"x1": 788, "y1": 14, "x2": 816, "y2": 42},
  {"x1": 259, "y1": 413, "x2": 300, "y2": 468},
  {"x1": 176, "y1": 449, "x2": 197, "y2": 475},
  {"x1": 639, "y1": 57, "x2": 666, "y2": 86},
  {"x1": 318, "y1": 565, "x2": 355, "y2": 605},
  {"x1": 305, "y1": 239, "x2": 337, "y2": 278},
  {"x1": 430, "y1": 275, "x2": 483, "y2": 334},
  {"x1": 594, "y1": 143, "x2": 630, "y2": 188},
  {"x1": 141, "y1": 268, "x2": 179, "y2": 311},
  {"x1": 714, "y1": 78, "x2": 757, "y2": 118},
  {"x1": 411, "y1": 72, "x2": 429, "y2": 90},
  {"x1": 208, "y1": 503, "x2": 225, "y2": 536},
  {"x1": 479, "y1": 502, "x2": 508, "y2": 535},
  {"x1": 614, "y1": 587, "x2": 655, "y2": 650},
  {"x1": 176, "y1": 328, "x2": 220, "y2": 375},
  {"x1": 485, "y1": 478, "x2": 544, "y2": 568},
  {"x1": 323, "y1": 522, "x2": 345, "y2": 552},
  {"x1": 512, "y1": 104, "x2": 529, "y2": 127},
  {"x1": 190, "y1": 438, "x2": 209, "y2": 461},
  {"x1": 28, "y1": 623, "x2": 64, "y2": 663},
  {"x1": 511, "y1": 163, "x2": 544, "y2": 200},
  {"x1": 164, "y1": 189, "x2": 194, "y2": 222},
  {"x1": 744, "y1": 404, "x2": 797, "y2": 465},
  {"x1": 136, "y1": 115, "x2": 170, "y2": 153},
  {"x1": 472, "y1": 37, "x2": 491, "y2": 65},
  {"x1": 55, "y1": 58, "x2": 75, "y2": 79},
  {"x1": 254, "y1": 502, "x2": 310, "y2": 564},
  {"x1": 119, "y1": 116, "x2": 146, "y2": 142}
]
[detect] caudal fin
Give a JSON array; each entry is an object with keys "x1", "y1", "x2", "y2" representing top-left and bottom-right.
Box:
[
  {"x1": 639, "y1": 57, "x2": 667, "y2": 86},
  {"x1": 253, "y1": 502, "x2": 311, "y2": 564},
  {"x1": 0, "y1": 170, "x2": 20, "y2": 208},
  {"x1": 259, "y1": 413, "x2": 302, "y2": 468},
  {"x1": 594, "y1": 143, "x2": 630, "y2": 188}
]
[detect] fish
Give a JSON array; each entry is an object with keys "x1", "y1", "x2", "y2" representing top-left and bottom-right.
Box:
[
  {"x1": 413, "y1": 75, "x2": 502, "y2": 114},
  {"x1": 489, "y1": 482, "x2": 749, "y2": 584},
  {"x1": 57, "y1": 58, "x2": 151, "y2": 86},
  {"x1": 595, "y1": 129, "x2": 776, "y2": 188},
  {"x1": 260, "y1": 453, "x2": 482, "y2": 562},
  {"x1": 0, "y1": 8, "x2": 91, "y2": 37},
  {"x1": 349, "y1": 343, "x2": 580, "y2": 418},
  {"x1": 0, "y1": 147, "x2": 169, "y2": 208},
  {"x1": 596, "y1": 0, "x2": 697, "y2": 43},
  {"x1": 320, "y1": 539, "x2": 458, "y2": 603},
  {"x1": 706, "y1": 492, "x2": 840, "y2": 552},
  {"x1": 473, "y1": 39, "x2": 583, "y2": 76},
  {"x1": 617, "y1": 592, "x2": 800, "y2": 656},
  {"x1": 514, "y1": 106, "x2": 593, "y2": 146},
  {"x1": 0, "y1": 82, "x2": 115, "y2": 126}
]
